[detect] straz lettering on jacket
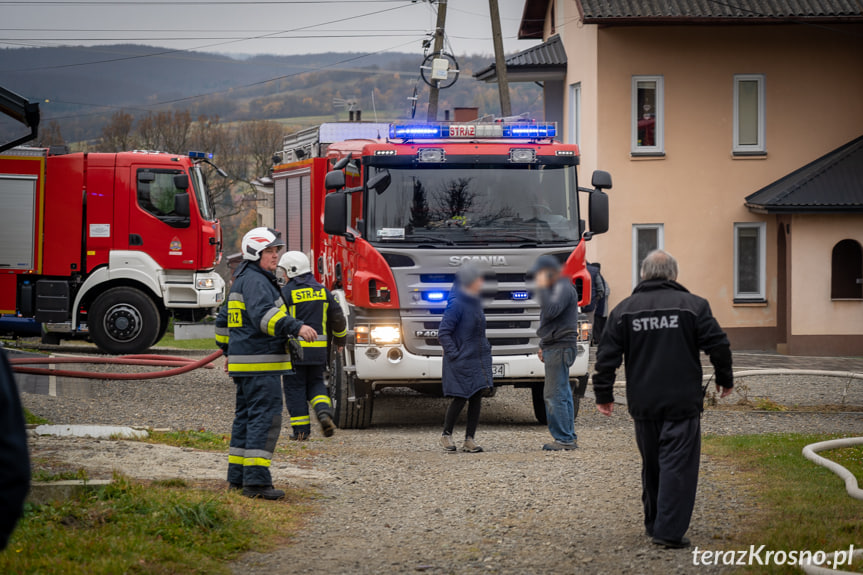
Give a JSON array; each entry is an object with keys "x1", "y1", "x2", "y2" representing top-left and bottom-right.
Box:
[
  {"x1": 227, "y1": 298, "x2": 245, "y2": 328},
  {"x1": 291, "y1": 287, "x2": 327, "y2": 303},
  {"x1": 631, "y1": 314, "x2": 679, "y2": 332}
]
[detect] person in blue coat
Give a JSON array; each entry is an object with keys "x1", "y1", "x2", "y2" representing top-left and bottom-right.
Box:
[{"x1": 438, "y1": 266, "x2": 493, "y2": 453}]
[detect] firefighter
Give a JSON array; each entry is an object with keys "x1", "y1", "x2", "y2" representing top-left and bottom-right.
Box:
[
  {"x1": 215, "y1": 228, "x2": 317, "y2": 500},
  {"x1": 276, "y1": 251, "x2": 347, "y2": 440}
]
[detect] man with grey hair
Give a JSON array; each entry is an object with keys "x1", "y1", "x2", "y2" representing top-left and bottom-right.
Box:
[{"x1": 592, "y1": 250, "x2": 733, "y2": 549}]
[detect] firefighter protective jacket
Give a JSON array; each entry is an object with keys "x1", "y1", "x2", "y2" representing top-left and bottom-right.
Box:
[
  {"x1": 280, "y1": 272, "x2": 347, "y2": 366},
  {"x1": 215, "y1": 261, "x2": 304, "y2": 376}
]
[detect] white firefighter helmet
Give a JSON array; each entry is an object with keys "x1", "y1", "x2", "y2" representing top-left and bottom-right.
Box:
[
  {"x1": 277, "y1": 251, "x2": 312, "y2": 279},
  {"x1": 241, "y1": 227, "x2": 285, "y2": 261}
]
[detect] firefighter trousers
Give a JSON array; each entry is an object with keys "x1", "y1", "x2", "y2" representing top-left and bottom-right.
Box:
[
  {"x1": 228, "y1": 374, "x2": 283, "y2": 487},
  {"x1": 283, "y1": 365, "x2": 333, "y2": 437}
]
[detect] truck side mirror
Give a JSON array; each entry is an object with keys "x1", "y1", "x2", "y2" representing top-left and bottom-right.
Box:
[
  {"x1": 173, "y1": 174, "x2": 190, "y2": 190},
  {"x1": 323, "y1": 192, "x2": 348, "y2": 236},
  {"x1": 324, "y1": 170, "x2": 346, "y2": 191},
  {"x1": 332, "y1": 153, "x2": 352, "y2": 171},
  {"x1": 174, "y1": 192, "x2": 191, "y2": 218},
  {"x1": 588, "y1": 190, "x2": 609, "y2": 235},
  {"x1": 591, "y1": 170, "x2": 612, "y2": 190}
]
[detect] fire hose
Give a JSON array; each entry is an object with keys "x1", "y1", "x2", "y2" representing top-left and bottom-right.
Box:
[{"x1": 9, "y1": 350, "x2": 224, "y2": 380}]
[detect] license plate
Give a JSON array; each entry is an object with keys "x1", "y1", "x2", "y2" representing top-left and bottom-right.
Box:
[{"x1": 492, "y1": 364, "x2": 506, "y2": 378}]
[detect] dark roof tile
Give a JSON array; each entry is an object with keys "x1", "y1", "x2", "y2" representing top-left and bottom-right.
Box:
[
  {"x1": 745, "y1": 135, "x2": 863, "y2": 213},
  {"x1": 578, "y1": 0, "x2": 863, "y2": 21}
]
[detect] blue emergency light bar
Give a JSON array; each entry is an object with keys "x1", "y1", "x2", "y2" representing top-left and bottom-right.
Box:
[
  {"x1": 188, "y1": 151, "x2": 213, "y2": 160},
  {"x1": 389, "y1": 122, "x2": 556, "y2": 140},
  {"x1": 510, "y1": 291, "x2": 530, "y2": 301}
]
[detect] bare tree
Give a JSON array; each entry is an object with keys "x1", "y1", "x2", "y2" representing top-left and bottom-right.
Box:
[
  {"x1": 39, "y1": 121, "x2": 65, "y2": 147},
  {"x1": 136, "y1": 110, "x2": 192, "y2": 152},
  {"x1": 98, "y1": 111, "x2": 136, "y2": 152},
  {"x1": 239, "y1": 120, "x2": 283, "y2": 180}
]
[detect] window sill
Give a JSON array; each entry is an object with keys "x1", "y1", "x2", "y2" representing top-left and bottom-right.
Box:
[
  {"x1": 630, "y1": 152, "x2": 666, "y2": 160},
  {"x1": 831, "y1": 298, "x2": 863, "y2": 302},
  {"x1": 732, "y1": 150, "x2": 767, "y2": 159},
  {"x1": 733, "y1": 298, "x2": 768, "y2": 307}
]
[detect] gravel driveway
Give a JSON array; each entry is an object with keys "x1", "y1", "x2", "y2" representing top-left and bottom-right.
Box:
[{"x1": 16, "y1": 348, "x2": 863, "y2": 574}]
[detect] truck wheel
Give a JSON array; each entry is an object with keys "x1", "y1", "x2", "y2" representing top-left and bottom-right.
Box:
[
  {"x1": 89, "y1": 287, "x2": 160, "y2": 355},
  {"x1": 531, "y1": 377, "x2": 587, "y2": 425},
  {"x1": 153, "y1": 310, "x2": 170, "y2": 346},
  {"x1": 327, "y1": 349, "x2": 373, "y2": 429}
]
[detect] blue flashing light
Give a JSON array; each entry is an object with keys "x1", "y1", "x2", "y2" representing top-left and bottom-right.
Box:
[
  {"x1": 511, "y1": 291, "x2": 530, "y2": 301},
  {"x1": 502, "y1": 124, "x2": 556, "y2": 139},
  {"x1": 390, "y1": 125, "x2": 445, "y2": 139},
  {"x1": 188, "y1": 151, "x2": 213, "y2": 160},
  {"x1": 423, "y1": 291, "x2": 447, "y2": 302},
  {"x1": 389, "y1": 122, "x2": 557, "y2": 140}
]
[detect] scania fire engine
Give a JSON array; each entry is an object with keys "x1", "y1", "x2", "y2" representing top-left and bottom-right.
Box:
[
  {"x1": 0, "y1": 147, "x2": 225, "y2": 354},
  {"x1": 268, "y1": 121, "x2": 610, "y2": 428}
]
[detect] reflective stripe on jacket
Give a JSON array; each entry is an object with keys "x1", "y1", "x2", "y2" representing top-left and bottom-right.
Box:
[
  {"x1": 214, "y1": 261, "x2": 303, "y2": 376},
  {"x1": 280, "y1": 273, "x2": 347, "y2": 365}
]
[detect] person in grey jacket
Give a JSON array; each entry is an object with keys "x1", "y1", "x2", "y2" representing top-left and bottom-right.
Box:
[{"x1": 532, "y1": 255, "x2": 580, "y2": 451}]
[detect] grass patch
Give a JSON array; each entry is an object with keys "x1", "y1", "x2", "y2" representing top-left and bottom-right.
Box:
[
  {"x1": 0, "y1": 473, "x2": 311, "y2": 574},
  {"x1": 822, "y1": 444, "x2": 863, "y2": 486},
  {"x1": 704, "y1": 433, "x2": 863, "y2": 574},
  {"x1": 136, "y1": 429, "x2": 319, "y2": 461},
  {"x1": 153, "y1": 330, "x2": 218, "y2": 350},
  {"x1": 32, "y1": 467, "x2": 89, "y2": 483},
  {"x1": 23, "y1": 407, "x2": 50, "y2": 425}
]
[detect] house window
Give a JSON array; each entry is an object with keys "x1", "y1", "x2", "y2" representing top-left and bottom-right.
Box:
[
  {"x1": 568, "y1": 82, "x2": 581, "y2": 146},
  {"x1": 633, "y1": 224, "x2": 664, "y2": 286},
  {"x1": 831, "y1": 239, "x2": 863, "y2": 300},
  {"x1": 734, "y1": 222, "x2": 766, "y2": 301},
  {"x1": 733, "y1": 74, "x2": 766, "y2": 155},
  {"x1": 631, "y1": 76, "x2": 664, "y2": 156}
]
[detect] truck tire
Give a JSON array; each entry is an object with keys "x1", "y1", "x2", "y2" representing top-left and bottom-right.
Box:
[
  {"x1": 89, "y1": 287, "x2": 160, "y2": 355},
  {"x1": 327, "y1": 349, "x2": 373, "y2": 429},
  {"x1": 153, "y1": 310, "x2": 170, "y2": 347},
  {"x1": 531, "y1": 376, "x2": 586, "y2": 425}
]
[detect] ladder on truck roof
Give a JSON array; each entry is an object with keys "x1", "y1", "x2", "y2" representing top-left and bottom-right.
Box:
[{"x1": 280, "y1": 122, "x2": 390, "y2": 163}]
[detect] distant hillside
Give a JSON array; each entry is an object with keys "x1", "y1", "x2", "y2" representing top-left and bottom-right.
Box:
[{"x1": 0, "y1": 44, "x2": 543, "y2": 143}]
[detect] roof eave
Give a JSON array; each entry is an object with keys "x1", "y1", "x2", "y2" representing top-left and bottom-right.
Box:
[
  {"x1": 584, "y1": 15, "x2": 863, "y2": 25},
  {"x1": 745, "y1": 203, "x2": 863, "y2": 214}
]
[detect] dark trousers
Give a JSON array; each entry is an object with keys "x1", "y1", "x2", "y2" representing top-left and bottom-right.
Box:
[
  {"x1": 443, "y1": 391, "x2": 483, "y2": 439},
  {"x1": 592, "y1": 314, "x2": 607, "y2": 345},
  {"x1": 283, "y1": 365, "x2": 332, "y2": 437},
  {"x1": 228, "y1": 374, "x2": 283, "y2": 487},
  {"x1": 634, "y1": 416, "x2": 701, "y2": 542}
]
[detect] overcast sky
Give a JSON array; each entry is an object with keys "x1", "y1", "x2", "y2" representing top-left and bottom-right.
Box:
[{"x1": 2, "y1": 0, "x2": 538, "y2": 57}]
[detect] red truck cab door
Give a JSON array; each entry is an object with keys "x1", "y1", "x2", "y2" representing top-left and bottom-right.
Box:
[{"x1": 128, "y1": 162, "x2": 198, "y2": 269}]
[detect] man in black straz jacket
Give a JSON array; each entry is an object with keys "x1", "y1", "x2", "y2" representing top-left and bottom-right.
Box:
[{"x1": 592, "y1": 250, "x2": 733, "y2": 550}]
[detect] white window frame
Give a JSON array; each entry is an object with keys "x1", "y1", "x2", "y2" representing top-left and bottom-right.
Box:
[
  {"x1": 631, "y1": 75, "x2": 664, "y2": 155},
  {"x1": 632, "y1": 224, "x2": 665, "y2": 287},
  {"x1": 733, "y1": 74, "x2": 766, "y2": 155},
  {"x1": 568, "y1": 82, "x2": 581, "y2": 146},
  {"x1": 733, "y1": 221, "x2": 767, "y2": 301}
]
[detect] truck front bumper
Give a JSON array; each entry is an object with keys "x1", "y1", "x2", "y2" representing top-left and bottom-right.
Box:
[{"x1": 353, "y1": 341, "x2": 589, "y2": 384}]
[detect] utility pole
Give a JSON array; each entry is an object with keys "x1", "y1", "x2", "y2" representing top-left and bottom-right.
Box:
[
  {"x1": 426, "y1": 0, "x2": 447, "y2": 122},
  {"x1": 488, "y1": 0, "x2": 512, "y2": 117}
]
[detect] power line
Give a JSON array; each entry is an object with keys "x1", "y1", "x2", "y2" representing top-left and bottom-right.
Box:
[
  {"x1": 1, "y1": 3, "x2": 417, "y2": 72},
  {"x1": 0, "y1": 0, "x2": 405, "y2": 3},
  {"x1": 1, "y1": 34, "x2": 422, "y2": 40}
]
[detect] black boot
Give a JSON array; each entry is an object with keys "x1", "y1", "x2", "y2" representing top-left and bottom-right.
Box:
[
  {"x1": 318, "y1": 412, "x2": 336, "y2": 438},
  {"x1": 228, "y1": 482, "x2": 243, "y2": 492},
  {"x1": 242, "y1": 485, "x2": 285, "y2": 500}
]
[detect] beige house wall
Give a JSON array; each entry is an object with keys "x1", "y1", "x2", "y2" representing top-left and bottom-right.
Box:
[
  {"x1": 553, "y1": 21, "x2": 863, "y2": 347},
  {"x1": 790, "y1": 215, "x2": 863, "y2": 336}
]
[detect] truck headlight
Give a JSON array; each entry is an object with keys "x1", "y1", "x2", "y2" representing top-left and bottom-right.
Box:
[
  {"x1": 370, "y1": 325, "x2": 400, "y2": 345},
  {"x1": 196, "y1": 278, "x2": 216, "y2": 289},
  {"x1": 578, "y1": 320, "x2": 592, "y2": 342}
]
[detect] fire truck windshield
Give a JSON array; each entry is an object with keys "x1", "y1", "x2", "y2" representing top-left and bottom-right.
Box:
[
  {"x1": 366, "y1": 164, "x2": 579, "y2": 245},
  {"x1": 190, "y1": 165, "x2": 216, "y2": 221}
]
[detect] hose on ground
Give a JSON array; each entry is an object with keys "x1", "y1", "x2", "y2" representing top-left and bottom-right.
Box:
[{"x1": 10, "y1": 349, "x2": 223, "y2": 380}]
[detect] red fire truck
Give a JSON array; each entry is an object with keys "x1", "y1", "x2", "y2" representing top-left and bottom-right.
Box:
[
  {"x1": 269, "y1": 121, "x2": 610, "y2": 427},
  {"x1": 0, "y1": 146, "x2": 225, "y2": 354}
]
